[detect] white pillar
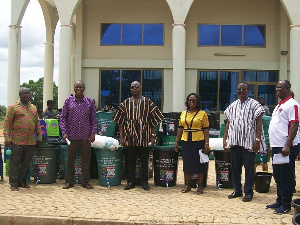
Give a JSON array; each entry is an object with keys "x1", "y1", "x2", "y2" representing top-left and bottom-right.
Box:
[
  {"x1": 172, "y1": 23, "x2": 186, "y2": 112},
  {"x1": 71, "y1": 55, "x2": 75, "y2": 92},
  {"x1": 58, "y1": 24, "x2": 73, "y2": 108},
  {"x1": 43, "y1": 42, "x2": 54, "y2": 110},
  {"x1": 7, "y1": 25, "x2": 22, "y2": 105},
  {"x1": 290, "y1": 25, "x2": 300, "y2": 103}
]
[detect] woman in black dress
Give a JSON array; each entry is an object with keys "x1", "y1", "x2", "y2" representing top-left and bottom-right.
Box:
[{"x1": 174, "y1": 93, "x2": 210, "y2": 194}]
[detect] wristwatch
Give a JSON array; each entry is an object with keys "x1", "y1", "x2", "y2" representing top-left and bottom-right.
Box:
[{"x1": 255, "y1": 138, "x2": 261, "y2": 142}]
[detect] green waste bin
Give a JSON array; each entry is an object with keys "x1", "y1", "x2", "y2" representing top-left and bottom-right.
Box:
[
  {"x1": 96, "y1": 111, "x2": 117, "y2": 137},
  {"x1": 94, "y1": 147, "x2": 122, "y2": 186},
  {"x1": 62, "y1": 146, "x2": 83, "y2": 184},
  {"x1": 32, "y1": 144, "x2": 58, "y2": 184},
  {"x1": 214, "y1": 149, "x2": 233, "y2": 188},
  {"x1": 151, "y1": 146, "x2": 179, "y2": 187}
]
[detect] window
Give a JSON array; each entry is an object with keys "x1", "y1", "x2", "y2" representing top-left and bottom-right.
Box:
[
  {"x1": 198, "y1": 24, "x2": 266, "y2": 47},
  {"x1": 100, "y1": 70, "x2": 162, "y2": 109},
  {"x1": 198, "y1": 70, "x2": 278, "y2": 112},
  {"x1": 101, "y1": 24, "x2": 164, "y2": 46}
]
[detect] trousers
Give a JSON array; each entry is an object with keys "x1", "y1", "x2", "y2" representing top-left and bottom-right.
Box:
[
  {"x1": 66, "y1": 140, "x2": 91, "y2": 185},
  {"x1": 230, "y1": 145, "x2": 256, "y2": 195},
  {"x1": 272, "y1": 144, "x2": 300, "y2": 208},
  {"x1": 9, "y1": 144, "x2": 35, "y2": 187},
  {"x1": 125, "y1": 146, "x2": 149, "y2": 184}
]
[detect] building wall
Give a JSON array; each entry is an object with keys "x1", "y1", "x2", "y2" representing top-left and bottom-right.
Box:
[{"x1": 79, "y1": 0, "x2": 289, "y2": 113}]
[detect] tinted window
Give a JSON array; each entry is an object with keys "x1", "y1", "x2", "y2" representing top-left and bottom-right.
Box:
[
  {"x1": 219, "y1": 71, "x2": 239, "y2": 110},
  {"x1": 244, "y1": 25, "x2": 265, "y2": 47},
  {"x1": 122, "y1": 24, "x2": 142, "y2": 45},
  {"x1": 199, "y1": 71, "x2": 218, "y2": 111},
  {"x1": 142, "y1": 70, "x2": 162, "y2": 108},
  {"x1": 221, "y1": 25, "x2": 242, "y2": 46},
  {"x1": 101, "y1": 70, "x2": 120, "y2": 109},
  {"x1": 101, "y1": 24, "x2": 121, "y2": 45},
  {"x1": 144, "y1": 24, "x2": 164, "y2": 45},
  {"x1": 198, "y1": 25, "x2": 219, "y2": 46}
]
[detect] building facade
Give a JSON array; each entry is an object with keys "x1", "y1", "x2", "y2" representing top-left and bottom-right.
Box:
[{"x1": 7, "y1": 0, "x2": 300, "y2": 123}]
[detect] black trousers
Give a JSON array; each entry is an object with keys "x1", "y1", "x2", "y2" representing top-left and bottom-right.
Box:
[
  {"x1": 125, "y1": 146, "x2": 149, "y2": 184},
  {"x1": 272, "y1": 144, "x2": 300, "y2": 208},
  {"x1": 230, "y1": 146, "x2": 256, "y2": 195},
  {"x1": 9, "y1": 144, "x2": 35, "y2": 187},
  {"x1": 66, "y1": 140, "x2": 91, "y2": 185}
]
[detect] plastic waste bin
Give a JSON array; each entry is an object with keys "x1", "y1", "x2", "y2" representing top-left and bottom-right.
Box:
[
  {"x1": 214, "y1": 149, "x2": 233, "y2": 188},
  {"x1": 62, "y1": 146, "x2": 83, "y2": 184},
  {"x1": 39, "y1": 119, "x2": 48, "y2": 140},
  {"x1": 162, "y1": 112, "x2": 181, "y2": 136},
  {"x1": 292, "y1": 213, "x2": 300, "y2": 225},
  {"x1": 292, "y1": 199, "x2": 300, "y2": 216},
  {"x1": 96, "y1": 111, "x2": 117, "y2": 137},
  {"x1": 151, "y1": 146, "x2": 179, "y2": 187},
  {"x1": 45, "y1": 119, "x2": 60, "y2": 137},
  {"x1": 254, "y1": 172, "x2": 272, "y2": 193},
  {"x1": 32, "y1": 143, "x2": 58, "y2": 184},
  {"x1": 94, "y1": 147, "x2": 122, "y2": 186}
]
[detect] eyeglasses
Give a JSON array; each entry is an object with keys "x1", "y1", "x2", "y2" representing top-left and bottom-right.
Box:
[
  {"x1": 188, "y1": 99, "x2": 197, "y2": 102},
  {"x1": 131, "y1": 86, "x2": 140, "y2": 89},
  {"x1": 237, "y1": 88, "x2": 247, "y2": 91}
]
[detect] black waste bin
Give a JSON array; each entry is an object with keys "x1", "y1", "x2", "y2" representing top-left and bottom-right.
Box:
[
  {"x1": 32, "y1": 143, "x2": 58, "y2": 184},
  {"x1": 214, "y1": 149, "x2": 233, "y2": 188},
  {"x1": 293, "y1": 213, "x2": 300, "y2": 225},
  {"x1": 162, "y1": 112, "x2": 181, "y2": 136},
  {"x1": 292, "y1": 199, "x2": 300, "y2": 216},
  {"x1": 255, "y1": 172, "x2": 272, "y2": 193},
  {"x1": 151, "y1": 146, "x2": 179, "y2": 187}
]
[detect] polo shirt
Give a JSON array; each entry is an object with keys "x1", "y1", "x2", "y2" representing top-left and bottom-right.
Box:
[{"x1": 269, "y1": 96, "x2": 300, "y2": 147}]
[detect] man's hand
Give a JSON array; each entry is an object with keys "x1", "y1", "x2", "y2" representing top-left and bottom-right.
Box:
[
  {"x1": 223, "y1": 139, "x2": 229, "y2": 152},
  {"x1": 282, "y1": 145, "x2": 290, "y2": 157},
  {"x1": 89, "y1": 133, "x2": 95, "y2": 143},
  {"x1": 252, "y1": 140, "x2": 260, "y2": 153}
]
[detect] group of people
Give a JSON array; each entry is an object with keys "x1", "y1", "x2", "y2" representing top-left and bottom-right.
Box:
[{"x1": 3, "y1": 79, "x2": 300, "y2": 215}]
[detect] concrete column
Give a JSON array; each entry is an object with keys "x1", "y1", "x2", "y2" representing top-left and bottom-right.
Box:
[
  {"x1": 290, "y1": 25, "x2": 300, "y2": 102},
  {"x1": 58, "y1": 24, "x2": 73, "y2": 108},
  {"x1": 172, "y1": 23, "x2": 186, "y2": 112},
  {"x1": 7, "y1": 25, "x2": 22, "y2": 105},
  {"x1": 43, "y1": 42, "x2": 54, "y2": 110},
  {"x1": 71, "y1": 55, "x2": 75, "y2": 90}
]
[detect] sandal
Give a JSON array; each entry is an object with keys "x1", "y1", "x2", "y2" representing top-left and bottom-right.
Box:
[
  {"x1": 181, "y1": 185, "x2": 191, "y2": 193},
  {"x1": 196, "y1": 185, "x2": 204, "y2": 195}
]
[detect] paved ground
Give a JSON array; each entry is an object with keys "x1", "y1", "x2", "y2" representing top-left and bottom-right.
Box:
[{"x1": 0, "y1": 132, "x2": 299, "y2": 225}]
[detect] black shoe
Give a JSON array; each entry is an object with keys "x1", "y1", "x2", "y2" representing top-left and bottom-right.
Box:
[
  {"x1": 242, "y1": 194, "x2": 253, "y2": 202},
  {"x1": 142, "y1": 182, "x2": 150, "y2": 191},
  {"x1": 62, "y1": 183, "x2": 74, "y2": 189},
  {"x1": 124, "y1": 183, "x2": 135, "y2": 190},
  {"x1": 266, "y1": 202, "x2": 281, "y2": 209},
  {"x1": 228, "y1": 191, "x2": 243, "y2": 199},
  {"x1": 274, "y1": 205, "x2": 291, "y2": 214}
]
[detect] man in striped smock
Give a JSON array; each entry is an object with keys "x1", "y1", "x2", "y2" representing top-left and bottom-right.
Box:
[
  {"x1": 223, "y1": 82, "x2": 266, "y2": 202},
  {"x1": 112, "y1": 81, "x2": 164, "y2": 191}
]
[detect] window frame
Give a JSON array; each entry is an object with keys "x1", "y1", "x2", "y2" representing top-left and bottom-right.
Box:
[
  {"x1": 100, "y1": 23, "x2": 165, "y2": 46},
  {"x1": 197, "y1": 24, "x2": 266, "y2": 48}
]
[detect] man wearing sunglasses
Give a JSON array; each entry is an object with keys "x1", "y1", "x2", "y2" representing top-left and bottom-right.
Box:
[
  {"x1": 223, "y1": 82, "x2": 266, "y2": 202},
  {"x1": 112, "y1": 81, "x2": 164, "y2": 191}
]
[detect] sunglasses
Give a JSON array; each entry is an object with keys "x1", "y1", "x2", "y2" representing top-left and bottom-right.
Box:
[
  {"x1": 131, "y1": 86, "x2": 140, "y2": 89},
  {"x1": 237, "y1": 88, "x2": 247, "y2": 91}
]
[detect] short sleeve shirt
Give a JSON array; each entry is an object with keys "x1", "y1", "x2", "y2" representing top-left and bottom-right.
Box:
[
  {"x1": 269, "y1": 96, "x2": 300, "y2": 147},
  {"x1": 178, "y1": 110, "x2": 209, "y2": 141}
]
